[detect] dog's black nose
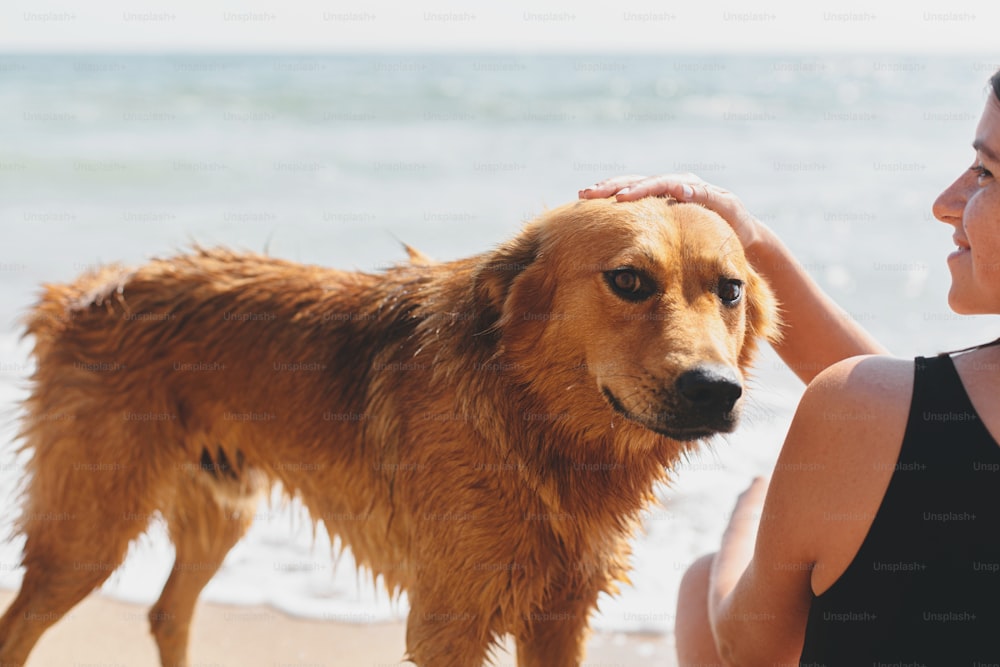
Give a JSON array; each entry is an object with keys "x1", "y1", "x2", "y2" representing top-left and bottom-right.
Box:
[{"x1": 676, "y1": 365, "x2": 743, "y2": 413}]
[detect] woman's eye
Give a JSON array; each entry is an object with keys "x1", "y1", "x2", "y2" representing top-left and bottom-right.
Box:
[
  {"x1": 605, "y1": 269, "x2": 655, "y2": 302},
  {"x1": 971, "y1": 163, "x2": 993, "y2": 180},
  {"x1": 717, "y1": 279, "x2": 743, "y2": 306}
]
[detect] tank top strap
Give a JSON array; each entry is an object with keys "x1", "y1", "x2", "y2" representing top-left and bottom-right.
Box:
[
  {"x1": 915, "y1": 354, "x2": 969, "y2": 409},
  {"x1": 902, "y1": 354, "x2": 997, "y2": 470}
]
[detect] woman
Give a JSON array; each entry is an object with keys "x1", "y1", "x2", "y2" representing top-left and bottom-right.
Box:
[{"x1": 580, "y1": 70, "x2": 1000, "y2": 665}]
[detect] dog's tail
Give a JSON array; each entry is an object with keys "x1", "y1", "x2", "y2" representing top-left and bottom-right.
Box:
[{"x1": 402, "y1": 243, "x2": 434, "y2": 266}]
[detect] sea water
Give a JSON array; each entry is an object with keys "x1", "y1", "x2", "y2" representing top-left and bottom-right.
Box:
[{"x1": 0, "y1": 52, "x2": 996, "y2": 638}]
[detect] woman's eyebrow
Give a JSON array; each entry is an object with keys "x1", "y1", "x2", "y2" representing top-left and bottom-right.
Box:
[{"x1": 972, "y1": 138, "x2": 1000, "y2": 163}]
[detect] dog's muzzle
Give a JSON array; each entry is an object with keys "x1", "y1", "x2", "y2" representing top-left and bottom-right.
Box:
[
  {"x1": 675, "y1": 364, "x2": 743, "y2": 415},
  {"x1": 603, "y1": 363, "x2": 744, "y2": 441}
]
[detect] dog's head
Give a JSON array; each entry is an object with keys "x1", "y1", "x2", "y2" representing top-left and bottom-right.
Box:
[{"x1": 475, "y1": 197, "x2": 779, "y2": 442}]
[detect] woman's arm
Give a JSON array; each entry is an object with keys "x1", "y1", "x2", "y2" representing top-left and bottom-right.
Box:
[
  {"x1": 706, "y1": 355, "x2": 913, "y2": 665},
  {"x1": 581, "y1": 175, "x2": 887, "y2": 383},
  {"x1": 708, "y1": 469, "x2": 813, "y2": 666}
]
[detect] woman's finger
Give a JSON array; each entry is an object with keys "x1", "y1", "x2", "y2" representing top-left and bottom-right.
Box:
[
  {"x1": 614, "y1": 175, "x2": 699, "y2": 201},
  {"x1": 579, "y1": 173, "x2": 762, "y2": 247},
  {"x1": 578, "y1": 174, "x2": 649, "y2": 199}
]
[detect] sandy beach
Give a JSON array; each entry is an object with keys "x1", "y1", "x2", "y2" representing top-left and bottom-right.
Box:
[{"x1": 0, "y1": 589, "x2": 678, "y2": 667}]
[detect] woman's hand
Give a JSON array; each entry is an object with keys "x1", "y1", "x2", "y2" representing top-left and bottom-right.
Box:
[
  {"x1": 579, "y1": 173, "x2": 764, "y2": 249},
  {"x1": 581, "y1": 173, "x2": 887, "y2": 382},
  {"x1": 725, "y1": 476, "x2": 770, "y2": 533}
]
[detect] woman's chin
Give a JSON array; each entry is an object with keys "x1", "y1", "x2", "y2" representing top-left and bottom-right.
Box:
[
  {"x1": 946, "y1": 288, "x2": 974, "y2": 315},
  {"x1": 946, "y1": 291, "x2": 995, "y2": 316}
]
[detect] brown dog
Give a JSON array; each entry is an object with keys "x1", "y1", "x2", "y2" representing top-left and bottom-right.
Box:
[{"x1": 0, "y1": 197, "x2": 777, "y2": 666}]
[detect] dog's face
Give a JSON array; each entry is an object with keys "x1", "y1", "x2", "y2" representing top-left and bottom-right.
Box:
[{"x1": 477, "y1": 198, "x2": 778, "y2": 442}]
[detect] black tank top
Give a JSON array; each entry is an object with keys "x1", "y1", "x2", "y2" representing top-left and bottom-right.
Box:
[{"x1": 799, "y1": 354, "x2": 1000, "y2": 666}]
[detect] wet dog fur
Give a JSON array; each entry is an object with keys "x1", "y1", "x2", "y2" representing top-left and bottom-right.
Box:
[{"x1": 0, "y1": 197, "x2": 777, "y2": 666}]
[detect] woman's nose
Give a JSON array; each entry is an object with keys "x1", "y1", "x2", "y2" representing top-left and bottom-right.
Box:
[{"x1": 932, "y1": 172, "x2": 969, "y2": 225}]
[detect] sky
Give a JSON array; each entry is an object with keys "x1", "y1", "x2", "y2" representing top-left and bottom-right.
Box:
[{"x1": 0, "y1": 0, "x2": 996, "y2": 53}]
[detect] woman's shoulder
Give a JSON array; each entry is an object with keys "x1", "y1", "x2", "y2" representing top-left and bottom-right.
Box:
[
  {"x1": 792, "y1": 354, "x2": 916, "y2": 442},
  {"x1": 775, "y1": 354, "x2": 915, "y2": 479},
  {"x1": 781, "y1": 354, "x2": 915, "y2": 458},
  {"x1": 804, "y1": 354, "x2": 916, "y2": 412},
  {"x1": 766, "y1": 355, "x2": 917, "y2": 592}
]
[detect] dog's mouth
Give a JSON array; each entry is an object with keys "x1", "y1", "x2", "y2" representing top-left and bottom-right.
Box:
[{"x1": 601, "y1": 385, "x2": 739, "y2": 442}]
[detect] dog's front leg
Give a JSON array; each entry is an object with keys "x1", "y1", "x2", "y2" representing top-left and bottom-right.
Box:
[
  {"x1": 513, "y1": 585, "x2": 597, "y2": 667},
  {"x1": 404, "y1": 592, "x2": 493, "y2": 667}
]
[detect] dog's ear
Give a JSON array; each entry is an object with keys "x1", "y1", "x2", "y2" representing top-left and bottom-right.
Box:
[
  {"x1": 474, "y1": 224, "x2": 544, "y2": 319},
  {"x1": 739, "y1": 266, "x2": 782, "y2": 368},
  {"x1": 472, "y1": 222, "x2": 562, "y2": 344}
]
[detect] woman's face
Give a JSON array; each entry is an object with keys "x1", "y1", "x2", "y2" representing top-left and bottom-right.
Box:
[{"x1": 933, "y1": 92, "x2": 1000, "y2": 315}]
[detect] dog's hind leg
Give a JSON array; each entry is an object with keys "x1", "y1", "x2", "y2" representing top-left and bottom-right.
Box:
[
  {"x1": 149, "y1": 468, "x2": 262, "y2": 667},
  {"x1": 0, "y1": 462, "x2": 160, "y2": 666}
]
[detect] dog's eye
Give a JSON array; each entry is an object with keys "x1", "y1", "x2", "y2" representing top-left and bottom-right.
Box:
[
  {"x1": 605, "y1": 269, "x2": 655, "y2": 302},
  {"x1": 717, "y1": 279, "x2": 743, "y2": 306}
]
